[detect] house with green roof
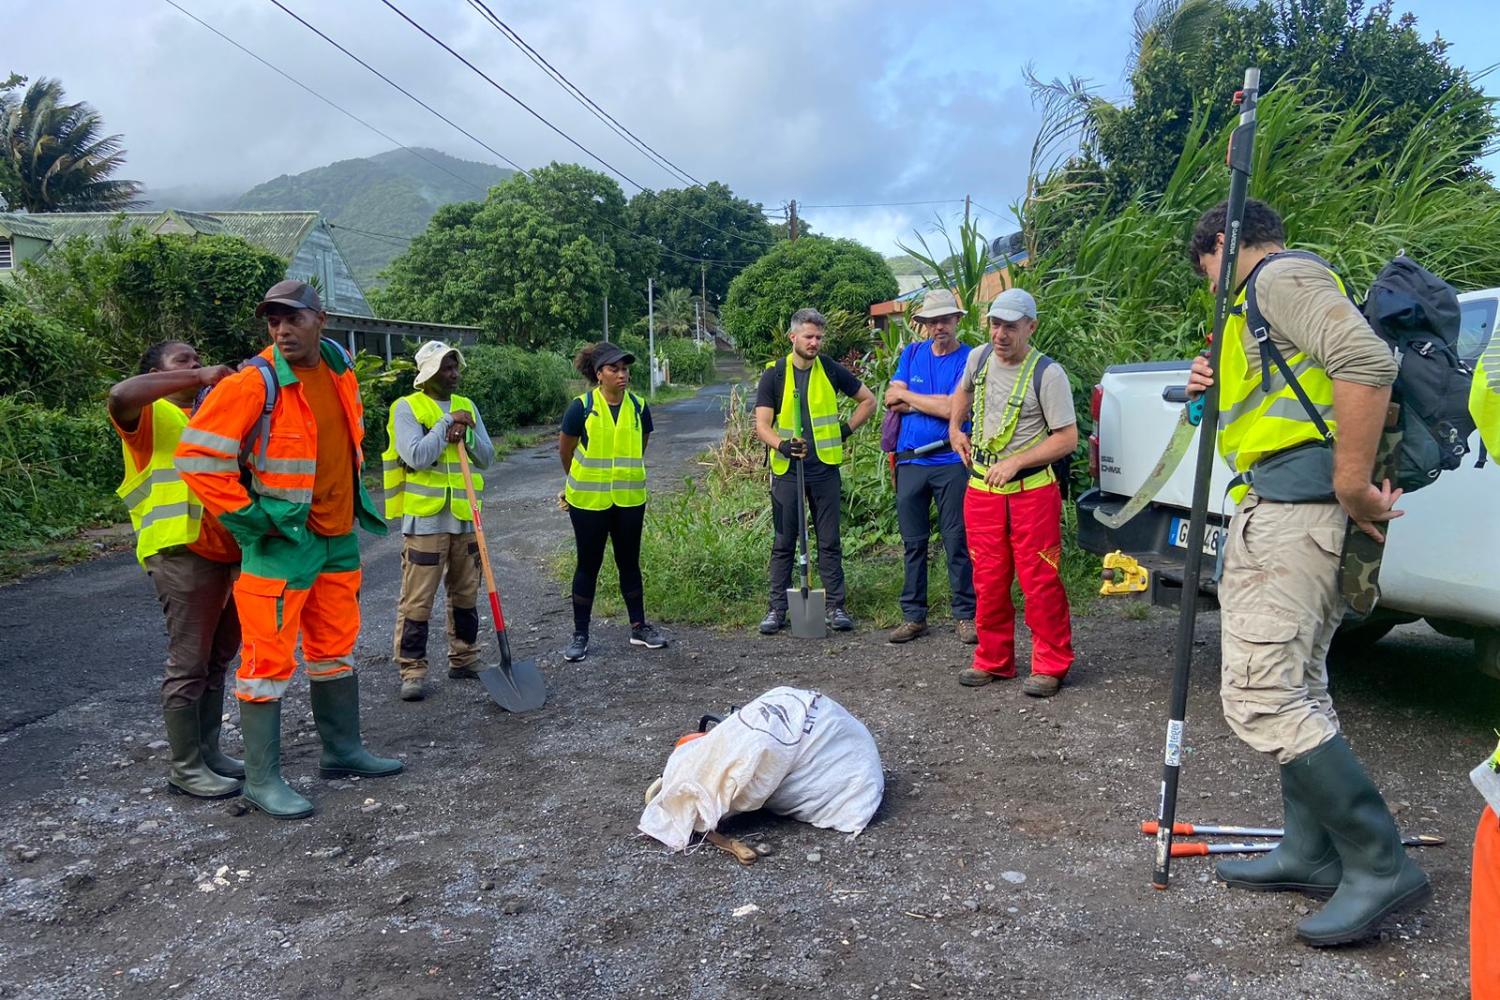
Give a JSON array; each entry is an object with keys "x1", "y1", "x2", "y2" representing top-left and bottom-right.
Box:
[{"x1": 0, "y1": 209, "x2": 373, "y2": 317}]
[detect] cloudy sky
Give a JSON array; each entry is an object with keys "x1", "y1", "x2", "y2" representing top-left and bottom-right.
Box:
[{"x1": 5, "y1": 0, "x2": 1497, "y2": 255}]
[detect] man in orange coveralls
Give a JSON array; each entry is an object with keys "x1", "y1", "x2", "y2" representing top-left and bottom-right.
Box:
[{"x1": 176, "y1": 279, "x2": 401, "y2": 820}]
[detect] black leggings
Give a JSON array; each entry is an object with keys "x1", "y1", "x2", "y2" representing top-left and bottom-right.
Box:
[{"x1": 568, "y1": 503, "x2": 646, "y2": 633}]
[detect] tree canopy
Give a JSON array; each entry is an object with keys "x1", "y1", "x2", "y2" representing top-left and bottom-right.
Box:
[
  {"x1": 0, "y1": 75, "x2": 142, "y2": 212},
  {"x1": 721, "y1": 237, "x2": 897, "y2": 364},
  {"x1": 626, "y1": 182, "x2": 778, "y2": 304}
]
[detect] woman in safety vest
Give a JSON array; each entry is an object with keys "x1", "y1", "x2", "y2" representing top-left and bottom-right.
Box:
[
  {"x1": 108, "y1": 341, "x2": 243, "y2": 800},
  {"x1": 558, "y1": 342, "x2": 668, "y2": 662}
]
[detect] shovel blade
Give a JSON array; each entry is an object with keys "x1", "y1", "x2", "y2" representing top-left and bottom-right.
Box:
[
  {"x1": 478, "y1": 657, "x2": 546, "y2": 712},
  {"x1": 787, "y1": 587, "x2": 827, "y2": 639}
]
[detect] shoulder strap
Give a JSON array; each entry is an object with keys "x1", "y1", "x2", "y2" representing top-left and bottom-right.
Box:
[
  {"x1": 582, "y1": 389, "x2": 594, "y2": 419},
  {"x1": 243, "y1": 357, "x2": 278, "y2": 467},
  {"x1": 971, "y1": 343, "x2": 995, "y2": 386},
  {"x1": 321, "y1": 336, "x2": 354, "y2": 369},
  {"x1": 1031, "y1": 354, "x2": 1054, "y2": 429},
  {"x1": 1243, "y1": 252, "x2": 1336, "y2": 444}
]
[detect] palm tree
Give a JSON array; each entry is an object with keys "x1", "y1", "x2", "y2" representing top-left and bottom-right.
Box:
[
  {"x1": 654, "y1": 286, "x2": 695, "y2": 337},
  {"x1": 0, "y1": 76, "x2": 142, "y2": 212}
]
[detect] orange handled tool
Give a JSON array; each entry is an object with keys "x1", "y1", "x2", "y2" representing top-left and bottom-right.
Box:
[
  {"x1": 1171, "y1": 834, "x2": 1444, "y2": 859},
  {"x1": 1142, "y1": 821, "x2": 1281, "y2": 838}
]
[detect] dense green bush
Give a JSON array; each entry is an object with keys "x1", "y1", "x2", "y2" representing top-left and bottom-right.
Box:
[
  {"x1": 459, "y1": 345, "x2": 575, "y2": 429},
  {"x1": 657, "y1": 337, "x2": 714, "y2": 385},
  {"x1": 0, "y1": 300, "x2": 105, "y2": 409},
  {"x1": 0, "y1": 397, "x2": 124, "y2": 550}
]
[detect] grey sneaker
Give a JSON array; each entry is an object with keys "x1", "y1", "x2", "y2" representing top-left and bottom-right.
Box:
[
  {"x1": 828, "y1": 607, "x2": 855, "y2": 632},
  {"x1": 563, "y1": 632, "x2": 589, "y2": 662},
  {"x1": 758, "y1": 610, "x2": 786, "y2": 635},
  {"x1": 399, "y1": 678, "x2": 425, "y2": 701},
  {"x1": 630, "y1": 623, "x2": 669, "y2": 649}
]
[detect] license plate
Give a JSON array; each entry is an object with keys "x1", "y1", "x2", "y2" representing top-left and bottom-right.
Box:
[{"x1": 1168, "y1": 516, "x2": 1225, "y2": 557}]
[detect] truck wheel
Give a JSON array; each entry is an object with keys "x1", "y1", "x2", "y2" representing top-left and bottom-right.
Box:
[
  {"x1": 1477, "y1": 631, "x2": 1500, "y2": 682},
  {"x1": 1330, "y1": 619, "x2": 1395, "y2": 656}
]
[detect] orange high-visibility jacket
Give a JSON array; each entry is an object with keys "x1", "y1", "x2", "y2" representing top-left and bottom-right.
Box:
[{"x1": 174, "y1": 340, "x2": 386, "y2": 547}]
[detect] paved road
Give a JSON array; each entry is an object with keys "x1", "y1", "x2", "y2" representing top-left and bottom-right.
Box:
[{"x1": 0, "y1": 377, "x2": 740, "y2": 802}]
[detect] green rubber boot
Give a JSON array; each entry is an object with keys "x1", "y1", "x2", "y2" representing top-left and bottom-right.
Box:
[
  {"x1": 1291, "y1": 735, "x2": 1432, "y2": 947},
  {"x1": 239, "y1": 698, "x2": 314, "y2": 820},
  {"x1": 1217, "y1": 766, "x2": 1341, "y2": 898},
  {"x1": 163, "y1": 703, "x2": 242, "y2": 799},
  {"x1": 310, "y1": 674, "x2": 404, "y2": 779},
  {"x1": 199, "y1": 686, "x2": 245, "y2": 779}
]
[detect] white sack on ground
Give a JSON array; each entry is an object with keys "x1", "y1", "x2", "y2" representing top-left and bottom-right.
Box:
[{"x1": 638, "y1": 687, "x2": 884, "y2": 851}]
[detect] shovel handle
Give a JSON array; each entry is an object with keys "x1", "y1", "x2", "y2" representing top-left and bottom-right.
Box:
[{"x1": 457, "y1": 442, "x2": 505, "y2": 633}]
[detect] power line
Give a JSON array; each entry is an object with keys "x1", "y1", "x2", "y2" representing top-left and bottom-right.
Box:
[
  {"x1": 326, "y1": 221, "x2": 413, "y2": 245},
  {"x1": 161, "y1": 0, "x2": 486, "y2": 198},
  {"x1": 463, "y1": 0, "x2": 700, "y2": 189},
  {"x1": 797, "y1": 199, "x2": 966, "y2": 209}
]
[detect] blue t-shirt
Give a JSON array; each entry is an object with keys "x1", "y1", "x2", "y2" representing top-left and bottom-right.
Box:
[{"x1": 892, "y1": 340, "x2": 972, "y2": 465}]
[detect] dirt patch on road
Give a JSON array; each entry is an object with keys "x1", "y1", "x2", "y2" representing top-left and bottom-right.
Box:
[{"x1": 0, "y1": 382, "x2": 1494, "y2": 999}]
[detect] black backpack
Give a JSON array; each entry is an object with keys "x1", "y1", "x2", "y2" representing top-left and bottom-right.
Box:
[{"x1": 1243, "y1": 251, "x2": 1474, "y2": 492}]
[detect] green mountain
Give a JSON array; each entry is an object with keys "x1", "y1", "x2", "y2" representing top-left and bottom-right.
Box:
[{"x1": 234, "y1": 148, "x2": 512, "y2": 287}]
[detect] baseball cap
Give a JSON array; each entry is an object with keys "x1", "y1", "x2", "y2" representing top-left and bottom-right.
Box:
[
  {"x1": 255, "y1": 279, "x2": 323, "y2": 317},
  {"x1": 413, "y1": 340, "x2": 464, "y2": 386},
  {"x1": 592, "y1": 342, "x2": 636, "y2": 369},
  {"x1": 987, "y1": 288, "x2": 1037, "y2": 322}
]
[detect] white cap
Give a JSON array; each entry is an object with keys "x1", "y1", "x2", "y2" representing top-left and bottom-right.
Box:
[{"x1": 987, "y1": 288, "x2": 1037, "y2": 322}]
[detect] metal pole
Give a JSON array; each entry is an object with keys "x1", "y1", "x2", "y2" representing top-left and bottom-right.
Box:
[
  {"x1": 1153, "y1": 67, "x2": 1261, "y2": 890},
  {"x1": 603, "y1": 292, "x2": 610, "y2": 342},
  {"x1": 647, "y1": 276, "x2": 655, "y2": 400}
]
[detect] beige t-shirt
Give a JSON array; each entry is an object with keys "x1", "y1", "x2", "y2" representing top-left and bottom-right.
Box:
[
  {"x1": 960, "y1": 347, "x2": 1076, "y2": 457},
  {"x1": 1250, "y1": 255, "x2": 1397, "y2": 388}
]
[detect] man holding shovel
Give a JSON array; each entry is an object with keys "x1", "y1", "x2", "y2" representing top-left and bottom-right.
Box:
[
  {"x1": 754, "y1": 308, "x2": 877, "y2": 634},
  {"x1": 382, "y1": 340, "x2": 495, "y2": 702}
]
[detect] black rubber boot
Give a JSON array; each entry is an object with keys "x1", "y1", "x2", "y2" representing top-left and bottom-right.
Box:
[
  {"x1": 1217, "y1": 766, "x2": 1341, "y2": 898},
  {"x1": 239, "y1": 698, "x2": 313, "y2": 819},
  {"x1": 198, "y1": 686, "x2": 245, "y2": 779},
  {"x1": 1291, "y1": 735, "x2": 1432, "y2": 946},
  {"x1": 310, "y1": 674, "x2": 404, "y2": 779},
  {"x1": 163, "y1": 703, "x2": 242, "y2": 799}
]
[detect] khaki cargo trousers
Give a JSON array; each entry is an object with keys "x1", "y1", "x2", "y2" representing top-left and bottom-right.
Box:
[
  {"x1": 393, "y1": 532, "x2": 483, "y2": 681},
  {"x1": 1218, "y1": 494, "x2": 1347, "y2": 764}
]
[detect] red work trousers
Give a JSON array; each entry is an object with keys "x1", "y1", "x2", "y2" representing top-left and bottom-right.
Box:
[
  {"x1": 1476, "y1": 806, "x2": 1499, "y2": 1000},
  {"x1": 963, "y1": 481, "x2": 1073, "y2": 679}
]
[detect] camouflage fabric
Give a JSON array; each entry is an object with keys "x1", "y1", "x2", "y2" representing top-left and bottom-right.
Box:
[{"x1": 1338, "y1": 406, "x2": 1402, "y2": 615}]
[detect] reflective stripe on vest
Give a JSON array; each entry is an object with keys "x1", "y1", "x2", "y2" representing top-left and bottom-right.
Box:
[
  {"x1": 969, "y1": 349, "x2": 1043, "y2": 489},
  {"x1": 1472, "y1": 340, "x2": 1500, "y2": 455},
  {"x1": 1217, "y1": 276, "x2": 1339, "y2": 496},
  {"x1": 564, "y1": 389, "x2": 647, "y2": 510},
  {"x1": 769, "y1": 355, "x2": 843, "y2": 475},
  {"x1": 117, "y1": 398, "x2": 203, "y2": 565},
  {"x1": 381, "y1": 392, "x2": 482, "y2": 520}
]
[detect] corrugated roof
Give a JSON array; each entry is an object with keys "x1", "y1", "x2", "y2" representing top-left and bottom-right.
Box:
[{"x1": 0, "y1": 209, "x2": 320, "y2": 260}]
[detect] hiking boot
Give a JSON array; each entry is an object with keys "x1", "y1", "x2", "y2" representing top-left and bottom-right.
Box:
[
  {"x1": 959, "y1": 667, "x2": 1010, "y2": 687},
  {"x1": 887, "y1": 620, "x2": 928, "y2": 644},
  {"x1": 1022, "y1": 674, "x2": 1062, "y2": 698},
  {"x1": 955, "y1": 619, "x2": 978, "y2": 645},
  {"x1": 199, "y1": 685, "x2": 245, "y2": 779},
  {"x1": 564, "y1": 632, "x2": 590, "y2": 661},
  {"x1": 758, "y1": 610, "x2": 786, "y2": 635},
  {"x1": 631, "y1": 623, "x2": 669, "y2": 649},
  {"x1": 399, "y1": 678, "x2": 425, "y2": 702},
  {"x1": 239, "y1": 698, "x2": 313, "y2": 820},
  {"x1": 1289, "y1": 735, "x2": 1431, "y2": 946},
  {"x1": 1218, "y1": 766, "x2": 1341, "y2": 899},
  {"x1": 163, "y1": 702, "x2": 242, "y2": 799},
  {"x1": 828, "y1": 607, "x2": 855, "y2": 632},
  {"x1": 447, "y1": 664, "x2": 481, "y2": 680},
  {"x1": 310, "y1": 675, "x2": 404, "y2": 780}
]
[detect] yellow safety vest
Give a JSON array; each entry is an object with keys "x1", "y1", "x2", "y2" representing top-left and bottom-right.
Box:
[
  {"x1": 1472, "y1": 340, "x2": 1500, "y2": 455},
  {"x1": 1217, "y1": 273, "x2": 1340, "y2": 497},
  {"x1": 565, "y1": 388, "x2": 647, "y2": 510},
  {"x1": 969, "y1": 349, "x2": 1054, "y2": 495},
  {"x1": 769, "y1": 355, "x2": 843, "y2": 475},
  {"x1": 381, "y1": 392, "x2": 482, "y2": 520},
  {"x1": 117, "y1": 399, "x2": 204, "y2": 566}
]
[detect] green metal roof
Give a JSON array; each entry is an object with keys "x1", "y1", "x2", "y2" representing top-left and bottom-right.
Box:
[{"x1": 0, "y1": 209, "x2": 321, "y2": 260}]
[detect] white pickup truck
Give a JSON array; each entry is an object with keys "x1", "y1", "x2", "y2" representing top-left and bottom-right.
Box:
[{"x1": 1075, "y1": 288, "x2": 1500, "y2": 673}]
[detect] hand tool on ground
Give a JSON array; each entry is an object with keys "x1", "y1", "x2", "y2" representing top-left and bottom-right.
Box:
[
  {"x1": 1152, "y1": 67, "x2": 1261, "y2": 890},
  {"x1": 786, "y1": 389, "x2": 826, "y2": 639},
  {"x1": 1170, "y1": 834, "x2": 1445, "y2": 858},
  {"x1": 1141, "y1": 820, "x2": 1281, "y2": 838},
  {"x1": 457, "y1": 442, "x2": 547, "y2": 712},
  {"x1": 705, "y1": 830, "x2": 758, "y2": 866}
]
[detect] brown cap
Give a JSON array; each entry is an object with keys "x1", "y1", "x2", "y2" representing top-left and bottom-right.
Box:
[{"x1": 255, "y1": 279, "x2": 323, "y2": 317}]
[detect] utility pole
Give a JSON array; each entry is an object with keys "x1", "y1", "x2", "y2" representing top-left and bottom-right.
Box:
[
  {"x1": 647, "y1": 276, "x2": 655, "y2": 400},
  {"x1": 964, "y1": 194, "x2": 971, "y2": 230},
  {"x1": 701, "y1": 262, "x2": 708, "y2": 333},
  {"x1": 788, "y1": 199, "x2": 798, "y2": 241},
  {"x1": 603, "y1": 292, "x2": 610, "y2": 342},
  {"x1": 694, "y1": 299, "x2": 701, "y2": 344}
]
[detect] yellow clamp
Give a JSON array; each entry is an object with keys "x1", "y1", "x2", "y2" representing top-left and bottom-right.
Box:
[
  {"x1": 1100, "y1": 551, "x2": 1148, "y2": 597},
  {"x1": 1488, "y1": 732, "x2": 1500, "y2": 773}
]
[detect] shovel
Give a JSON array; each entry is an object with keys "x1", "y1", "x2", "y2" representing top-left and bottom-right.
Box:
[
  {"x1": 456, "y1": 442, "x2": 547, "y2": 712},
  {"x1": 786, "y1": 394, "x2": 826, "y2": 639}
]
